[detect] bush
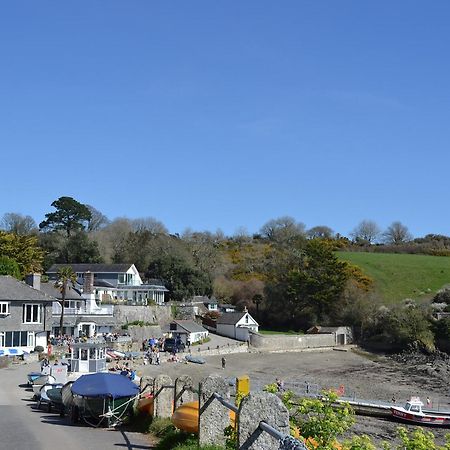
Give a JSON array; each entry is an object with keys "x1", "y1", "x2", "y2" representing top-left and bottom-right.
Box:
[
  {"x1": 148, "y1": 417, "x2": 176, "y2": 437},
  {"x1": 34, "y1": 345, "x2": 44, "y2": 353}
]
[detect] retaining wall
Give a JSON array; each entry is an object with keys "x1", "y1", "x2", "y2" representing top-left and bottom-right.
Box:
[
  {"x1": 113, "y1": 304, "x2": 172, "y2": 327},
  {"x1": 250, "y1": 332, "x2": 336, "y2": 352}
]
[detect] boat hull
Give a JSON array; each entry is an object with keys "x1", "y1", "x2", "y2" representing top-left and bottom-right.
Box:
[
  {"x1": 391, "y1": 407, "x2": 450, "y2": 426},
  {"x1": 72, "y1": 395, "x2": 135, "y2": 426}
]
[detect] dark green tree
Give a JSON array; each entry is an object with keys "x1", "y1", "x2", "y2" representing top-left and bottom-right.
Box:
[
  {"x1": 285, "y1": 240, "x2": 350, "y2": 321},
  {"x1": 146, "y1": 255, "x2": 212, "y2": 301},
  {"x1": 39, "y1": 196, "x2": 92, "y2": 237}
]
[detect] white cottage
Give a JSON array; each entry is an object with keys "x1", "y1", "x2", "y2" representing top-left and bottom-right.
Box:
[{"x1": 216, "y1": 310, "x2": 259, "y2": 341}]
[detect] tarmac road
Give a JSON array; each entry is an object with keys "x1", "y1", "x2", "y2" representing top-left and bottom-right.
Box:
[{"x1": 0, "y1": 361, "x2": 154, "y2": 450}]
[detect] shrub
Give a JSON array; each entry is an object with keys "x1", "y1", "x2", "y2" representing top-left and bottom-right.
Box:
[{"x1": 34, "y1": 345, "x2": 44, "y2": 353}]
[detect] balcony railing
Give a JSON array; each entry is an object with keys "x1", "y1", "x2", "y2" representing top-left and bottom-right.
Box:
[{"x1": 52, "y1": 303, "x2": 114, "y2": 316}]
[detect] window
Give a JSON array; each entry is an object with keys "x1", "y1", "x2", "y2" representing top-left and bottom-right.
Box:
[
  {"x1": 4, "y1": 331, "x2": 28, "y2": 347},
  {"x1": 23, "y1": 304, "x2": 41, "y2": 324},
  {"x1": 27, "y1": 332, "x2": 35, "y2": 347},
  {"x1": 118, "y1": 273, "x2": 133, "y2": 285},
  {"x1": 0, "y1": 302, "x2": 10, "y2": 315},
  {"x1": 0, "y1": 332, "x2": 4, "y2": 347}
]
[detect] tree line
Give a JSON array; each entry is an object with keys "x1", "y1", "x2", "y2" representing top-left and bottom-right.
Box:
[{"x1": 2, "y1": 196, "x2": 450, "y2": 351}]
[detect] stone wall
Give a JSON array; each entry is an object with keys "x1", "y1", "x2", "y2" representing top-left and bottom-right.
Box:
[
  {"x1": 250, "y1": 332, "x2": 336, "y2": 352},
  {"x1": 114, "y1": 304, "x2": 172, "y2": 327},
  {"x1": 188, "y1": 342, "x2": 249, "y2": 357},
  {"x1": 127, "y1": 325, "x2": 163, "y2": 344}
]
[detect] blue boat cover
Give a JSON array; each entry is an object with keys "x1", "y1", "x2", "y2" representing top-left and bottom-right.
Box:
[{"x1": 71, "y1": 373, "x2": 139, "y2": 399}]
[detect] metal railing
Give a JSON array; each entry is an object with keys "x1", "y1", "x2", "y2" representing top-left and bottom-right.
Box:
[{"x1": 52, "y1": 303, "x2": 114, "y2": 316}]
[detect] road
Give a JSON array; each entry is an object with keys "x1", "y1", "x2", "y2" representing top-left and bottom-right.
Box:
[{"x1": 0, "y1": 360, "x2": 154, "y2": 450}]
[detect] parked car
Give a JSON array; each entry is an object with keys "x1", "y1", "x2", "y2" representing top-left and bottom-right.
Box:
[{"x1": 163, "y1": 338, "x2": 185, "y2": 353}]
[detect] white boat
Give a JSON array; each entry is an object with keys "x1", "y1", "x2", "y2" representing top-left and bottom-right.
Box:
[
  {"x1": 391, "y1": 397, "x2": 450, "y2": 426},
  {"x1": 32, "y1": 375, "x2": 56, "y2": 397}
]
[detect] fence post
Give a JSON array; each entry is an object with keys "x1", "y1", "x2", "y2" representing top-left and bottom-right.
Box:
[
  {"x1": 174, "y1": 375, "x2": 194, "y2": 409},
  {"x1": 238, "y1": 392, "x2": 290, "y2": 450},
  {"x1": 153, "y1": 374, "x2": 173, "y2": 418},
  {"x1": 199, "y1": 374, "x2": 230, "y2": 446}
]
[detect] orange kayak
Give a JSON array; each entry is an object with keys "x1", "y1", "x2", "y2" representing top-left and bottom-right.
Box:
[{"x1": 171, "y1": 401, "x2": 236, "y2": 433}]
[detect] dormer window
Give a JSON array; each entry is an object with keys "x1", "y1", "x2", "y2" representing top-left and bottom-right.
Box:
[{"x1": 0, "y1": 302, "x2": 10, "y2": 316}]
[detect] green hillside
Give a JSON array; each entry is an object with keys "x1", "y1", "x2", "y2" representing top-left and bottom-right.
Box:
[{"x1": 337, "y1": 251, "x2": 450, "y2": 304}]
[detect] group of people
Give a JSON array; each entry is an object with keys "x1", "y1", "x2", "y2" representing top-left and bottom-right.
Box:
[
  {"x1": 110, "y1": 361, "x2": 136, "y2": 380},
  {"x1": 144, "y1": 347, "x2": 161, "y2": 365}
]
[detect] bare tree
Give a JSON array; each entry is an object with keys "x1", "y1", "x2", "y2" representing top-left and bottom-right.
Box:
[
  {"x1": 307, "y1": 225, "x2": 334, "y2": 239},
  {"x1": 86, "y1": 205, "x2": 110, "y2": 231},
  {"x1": 350, "y1": 220, "x2": 381, "y2": 244},
  {"x1": 131, "y1": 217, "x2": 168, "y2": 234},
  {"x1": 260, "y1": 216, "x2": 305, "y2": 243},
  {"x1": 383, "y1": 221, "x2": 413, "y2": 244},
  {"x1": 1, "y1": 213, "x2": 37, "y2": 235}
]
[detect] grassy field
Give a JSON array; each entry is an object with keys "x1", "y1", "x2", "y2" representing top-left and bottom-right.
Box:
[
  {"x1": 258, "y1": 329, "x2": 303, "y2": 335},
  {"x1": 337, "y1": 251, "x2": 450, "y2": 304}
]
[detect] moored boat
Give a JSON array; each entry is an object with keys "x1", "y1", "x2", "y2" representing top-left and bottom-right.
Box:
[{"x1": 391, "y1": 397, "x2": 450, "y2": 426}]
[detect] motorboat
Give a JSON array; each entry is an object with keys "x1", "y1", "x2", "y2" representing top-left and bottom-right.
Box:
[
  {"x1": 68, "y1": 372, "x2": 139, "y2": 427},
  {"x1": 37, "y1": 383, "x2": 64, "y2": 410},
  {"x1": 32, "y1": 375, "x2": 56, "y2": 398},
  {"x1": 391, "y1": 397, "x2": 450, "y2": 426}
]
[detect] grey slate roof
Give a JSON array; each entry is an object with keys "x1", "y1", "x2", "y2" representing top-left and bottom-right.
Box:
[
  {"x1": 173, "y1": 320, "x2": 207, "y2": 333},
  {"x1": 0, "y1": 276, "x2": 55, "y2": 302},
  {"x1": 39, "y1": 282, "x2": 83, "y2": 301},
  {"x1": 216, "y1": 312, "x2": 246, "y2": 325},
  {"x1": 47, "y1": 263, "x2": 133, "y2": 274}
]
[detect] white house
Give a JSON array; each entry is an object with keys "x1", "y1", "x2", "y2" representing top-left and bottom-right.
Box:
[
  {"x1": 216, "y1": 310, "x2": 259, "y2": 341},
  {"x1": 47, "y1": 263, "x2": 168, "y2": 306},
  {"x1": 164, "y1": 320, "x2": 209, "y2": 345}
]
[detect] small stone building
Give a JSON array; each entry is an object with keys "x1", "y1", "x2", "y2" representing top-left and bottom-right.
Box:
[{"x1": 306, "y1": 325, "x2": 353, "y2": 345}]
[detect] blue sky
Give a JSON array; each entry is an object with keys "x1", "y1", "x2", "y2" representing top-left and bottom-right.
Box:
[{"x1": 1, "y1": 1, "x2": 449, "y2": 238}]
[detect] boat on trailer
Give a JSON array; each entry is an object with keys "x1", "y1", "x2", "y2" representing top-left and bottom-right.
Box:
[
  {"x1": 391, "y1": 397, "x2": 450, "y2": 426},
  {"x1": 69, "y1": 372, "x2": 139, "y2": 427}
]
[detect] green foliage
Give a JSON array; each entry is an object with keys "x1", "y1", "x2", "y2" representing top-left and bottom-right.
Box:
[
  {"x1": 34, "y1": 346, "x2": 44, "y2": 353},
  {"x1": 224, "y1": 425, "x2": 237, "y2": 449},
  {"x1": 364, "y1": 302, "x2": 435, "y2": 352},
  {"x1": 64, "y1": 231, "x2": 102, "y2": 264},
  {"x1": 154, "y1": 431, "x2": 192, "y2": 450},
  {"x1": 337, "y1": 252, "x2": 450, "y2": 303},
  {"x1": 121, "y1": 320, "x2": 157, "y2": 329},
  {"x1": 0, "y1": 231, "x2": 44, "y2": 276},
  {"x1": 343, "y1": 435, "x2": 376, "y2": 450},
  {"x1": 380, "y1": 426, "x2": 450, "y2": 450},
  {"x1": 149, "y1": 417, "x2": 176, "y2": 437},
  {"x1": 284, "y1": 240, "x2": 350, "y2": 323},
  {"x1": 39, "y1": 196, "x2": 92, "y2": 237},
  {"x1": 0, "y1": 255, "x2": 21, "y2": 279},
  {"x1": 147, "y1": 255, "x2": 212, "y2": 301},
  {"x1": 191, "y1": 337, "x2": 211, "y2": 346},
  {"x1": 294, "y1": 391, "x2": 354, "y2": 449}
]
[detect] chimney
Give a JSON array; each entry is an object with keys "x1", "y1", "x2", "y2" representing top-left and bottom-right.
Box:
[
  {"x1": 25, "y1": 273, "x2": 41, "y2": 291},
  {"x1": 83, "y1": 271, "x2": 94, "y2": 294}
]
